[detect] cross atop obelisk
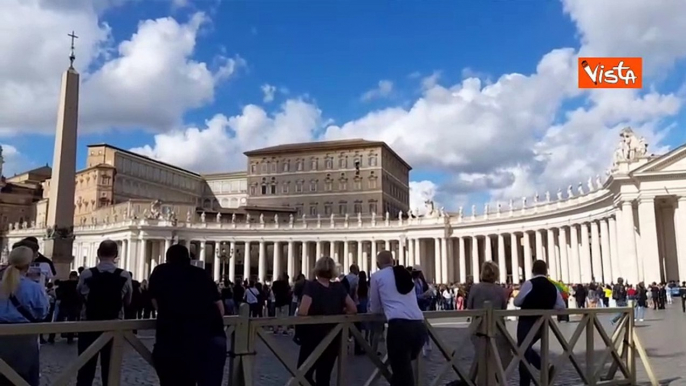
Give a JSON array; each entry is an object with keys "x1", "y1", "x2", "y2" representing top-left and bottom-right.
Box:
[
  {"x1": 44, "y1": 32, "x2": 80, "y2": 278},
  {"x1": 68, "y1": 31, "x2": 78, "y2": 69}
]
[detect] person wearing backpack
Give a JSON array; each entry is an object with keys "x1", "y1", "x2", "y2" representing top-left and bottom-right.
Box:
[{"x1": 76, "y1": 240, "x2": 132, "y2": 386}]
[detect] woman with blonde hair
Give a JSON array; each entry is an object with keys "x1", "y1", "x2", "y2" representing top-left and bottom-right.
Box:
[
  {"x1": 0, "y1": 246, "x2": 49, "y2": 386},
  {"x1": 296, "y1": 256, "x2": 357, "y2": 385}
]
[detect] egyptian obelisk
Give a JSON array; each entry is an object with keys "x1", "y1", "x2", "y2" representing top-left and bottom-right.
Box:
[{"x1": 44, "y1": 32, "x2": 80, "y2": 279}]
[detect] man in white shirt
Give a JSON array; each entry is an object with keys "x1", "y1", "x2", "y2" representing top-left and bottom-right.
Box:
[{"x1": 369, "y1": 251, "x2": 426, "y2": 386}]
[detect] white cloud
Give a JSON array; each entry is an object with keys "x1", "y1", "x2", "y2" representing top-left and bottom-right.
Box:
[
  {"x1": 132, "y1": 99, "x2": 323, "y2": 173},
  {"x1": 1, "y1": 144, "x2": 36, "y2": 177},
  {"x1": 0, "y1": 1, "x2": 241, "y2": 135},
  {"x1": 261, "y1": 84, "x2": 276, "y2": 103},
  {"x1": 360, "y1": 80, "x2": 394, "y2": 102}
]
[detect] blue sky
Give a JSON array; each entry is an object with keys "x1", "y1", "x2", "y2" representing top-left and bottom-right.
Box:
[{"x1": 5, "y1": 0, "x2": 686, "y2": 210}]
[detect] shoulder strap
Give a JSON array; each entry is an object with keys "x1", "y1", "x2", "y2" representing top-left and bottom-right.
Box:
[
  {"x1": 89, "y1": 267, "x2": 100, "y2": 277},
  {"x1": 113, "y1": 268, "x2": 124, "y2": 276},
  {"x1": 9, "y1": 295, "x2": 38, "y2": 323}
]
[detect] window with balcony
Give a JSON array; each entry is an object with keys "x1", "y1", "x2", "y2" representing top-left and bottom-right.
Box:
[
  {"x1": 338, "y1": 202, "x2": 348, "y2": 214},
  {"x1": 296, "y1": 160, "x2": 303, "y2": 171},
  {"x1": 309, "y1": 180, "x2": 318, "y2": 192},
  {"x1": 325, "y1": 157, "x2": 333, "y2": 169},
  {"x1": 309, "y1": 205, "x2": 318, "y2": 216},
  {"x1": 324, "y1": 204, "x2": 332, "y2": 215},
  {"x1": 310, "y1": 158, "x2": 318, "y2": 170},
  {"x1": 369, "y1": 202, "x2": 378, "y2": 214},
  {"x1": 338, "y1": 157, "x2": 347, "y2": 168},
  {"x1": 354, "y1": 202, "x2": 362, "y2": 214},
  {"x1": 283, "y1": 161, "x2": 290, "y2": 172},
  {"x1": 295, "y1": 181, "x2": 303, "y2": 193}
]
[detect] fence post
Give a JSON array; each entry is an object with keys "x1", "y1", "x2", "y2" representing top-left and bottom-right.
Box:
[
  {"x1": 626, "y1": 301, "x2": 636, "y2": 384},
  {"x1": 229, "y1": 303, "x2": 252, "y2": 386},
  {"x1": 474, "y1": 301, "x2": 494, "y2": 385}
]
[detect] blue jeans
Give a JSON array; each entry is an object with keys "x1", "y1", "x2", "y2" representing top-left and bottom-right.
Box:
[
  {"x1": 611, "y1": 300, "x2": 628, "y2": 324},
  {"x1": 635, "y1": 306, "x2": 645, "y2": 320}
]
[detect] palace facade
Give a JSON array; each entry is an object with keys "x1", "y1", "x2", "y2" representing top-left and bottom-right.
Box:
[{"x1": 5, "y1": 129, "x2": 686, "y2": 286}]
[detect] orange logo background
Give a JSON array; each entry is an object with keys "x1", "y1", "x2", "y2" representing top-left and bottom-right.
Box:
[{"x1": 578, "y1": 57, "x2": 643, "y2": 89}]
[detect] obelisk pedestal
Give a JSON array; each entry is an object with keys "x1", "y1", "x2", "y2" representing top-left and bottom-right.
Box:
[{"x1": 44, "y1": 65, "x2": 80, "y2": 279}]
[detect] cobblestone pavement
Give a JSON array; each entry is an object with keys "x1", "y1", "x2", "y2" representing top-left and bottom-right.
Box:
[{"x1": 37, "y1": 304, "x2": 685, "y2": 385}]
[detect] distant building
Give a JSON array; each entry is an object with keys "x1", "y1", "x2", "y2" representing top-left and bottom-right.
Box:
[{"x1": 244, "y1": 139, "x2": 411, "y2": 216}]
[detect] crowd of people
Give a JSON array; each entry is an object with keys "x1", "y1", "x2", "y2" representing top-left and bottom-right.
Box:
[{"x1": 1, "y1": 236, "x2": 684, "y2": 386}]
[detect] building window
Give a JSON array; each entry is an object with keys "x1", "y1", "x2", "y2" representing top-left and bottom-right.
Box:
[
  {"x1": 296, "y1": 160, "x2": 303, "y2": 171},
  {"x1": 282, "y1": 183, "x2": 289, "y2": 194},
  {"x1": 310, "y1": 158, "x2": 318, "y2": 170},
  {"x1": 338, "y1": 202, "x2": 347, "y2": 214},
  {"x1": 251, "y1": 164, "x2": 257, "y2": 173},
  {"x1": 339, "y1": 157, "x2": 347, "y2": 168},
  {"x1": 296, "y1": 204, "x2": 304, "y2": 216},
  {"x1": 339, "y1": 180, "x2": 347, "y2": 191},
  {"x1": 325, "y1": 181, "x2": 333, "y2": 191},
  {"x1": 368, "y1": 177, "x2": 377, "y2": 189},
  {"x1": 271, "y1": 162, "x2": 277, "y2": 173},
  {"x1": 295, "y1": 180, "x2": 303, "y2": 193},
  {"x1": 369, "y1": 156, "x2": 377, "y2": 167},
  {"x1": 354, "y1": 202, "x2": 362, "y2": 214},
  {"x1": 261, "y1": 185, "x2": 267, "y2": 195},
  {"x1": 369, "y1": 202, "x2": 378, "y2": 214},
  {"x1": 269, "y1": 184, "x2": 276, "y2": 194},
  {"x1": 324, "y1": 204, "x2": 332, "y2": 215},
  {"x1": 354, "y1": 178, "x2": 362, "y2": 190},
  {"x1": 283, "y1": 161, "x2": 290, "y2": 172},
  {"x1": 309, "y1": 205, "x2": 317, "y2": 216},
  {"x1": 310, "y1": 180, "x2": 318, "y2": 192},
  {"x1": 249, "y1": 185, "x2": 256, "y2": 195},
  {"x1": 261, "y1": 162, "x2": 268, "y2": 172},
  {"x1": 325, "y1": 157, "x2": 333, "y2": 169}
]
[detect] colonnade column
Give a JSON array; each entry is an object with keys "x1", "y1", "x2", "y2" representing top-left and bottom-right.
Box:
[
  {"x1": 608, "y1": 216, "x2": 620, "y2": 281},
  {"x1": 580, "y1": 223, "x2": 592, "y2": 283},
  {"x1": 329, "y1": 241, "x2": 336, "y2": 261},
  {"x1": 497, "y1": 234, "x2": 506, "y2": 283},
  {"x1": 199, "y1": 241, "x2": 207, "y2": 264},
  {"x1": 590, "y1": 221, "x2": 601, "y2": 282},
  {"x1": 126, "y1": 238, "x2": 136, "y2": 274},
  {"x1": 674, "y1": 198, "x2": 686, "y2": 282},
  {"x1": 229, "y1": 241, "x2": 236, "y2": 282},
  {"x1": 523, "y1": 232, "x2": 532, "y2": 280},
  {"x1": 407, "y1": 238, "x2": 415, "y2": 267},
  {"x1": 510, "y1": 233, "x2": 519, "y2": 284},
  {"x1": 414, "y1": 239, "x2": 422, "y2": 270},
  {"x1": 302, "y1": 241, "x2": 310, "y2": 279},
  {"x1": 343, "y1": 241, "x2": 350, "y2": 270},
  {"x1": 434, "y1": 238, "x2": 443, "y2": 284},
  {"x1": 569, "y1": 225, "x2": 581, "y2": 283},
  {"x1": 546, "y1": 229, "x2": 556, "y2": 280},
  {"x1": 471, "y1": 236, "x2": 480, "y2": 283},
  {"x1": 243, "y1": 241, "x2": 251, "y2": 280},
  {"x1": 638, "y1": 198, "x2": 661, "y2": 283},
  {"x1": 599, "y1": 220, "x2": 612, "y2": 283},
  {"x1": 535, "y1": 230, "x2": 544, "y2": 260},
  {"x1": 137, "y1": 239, "x2": 147, "y2": 282},
  {"x1": 287, "y1": 241, "x2": 295, "y2": 282},
  {"x1": 484, "y1": 235, "x2": 492, "y2": 261},
  {"x1": 316, "y1": 241, "x2": 322, "y2": 260},
  {"x1": 440, "y1": 237, "x2": 448, "y2": 284},
  {"x1": 458, "y1": 237, "x2": 467, "y2": 283},
  {"x1": 618, "y1": 201, "x2": 639, "y2": 283},
  {"x1": 273, "y1": 241, "x2": 282, "y2": 278},
  {"x1": 357, "y1": 241, "x2": 363, "y2": 268},
  {"x1": 213, "y1": 242, "x2": 221, "y2": 281},
  {"x1": 370, "y1": 240, "x2": 378, "y2": 274},
  {"x1": 558, "y1": 228, "x2": 569, "y2": 283}
]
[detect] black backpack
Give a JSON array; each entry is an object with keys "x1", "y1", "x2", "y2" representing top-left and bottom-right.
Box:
[{"x1": 85, "y1": 268, "x2": 127, "y2": 320}]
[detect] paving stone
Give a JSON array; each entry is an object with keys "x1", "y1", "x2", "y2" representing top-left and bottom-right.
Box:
[{"x1": 36, "y1": 305, "x2": 685, "y2": 385}]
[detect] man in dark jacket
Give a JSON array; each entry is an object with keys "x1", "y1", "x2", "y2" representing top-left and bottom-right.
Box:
[
  {"x1": 23, "y1": 236, "x2": 57, "y2": 276},
  {"x1": 513, "y1": 260, "x2": 565, "y2": 386}
]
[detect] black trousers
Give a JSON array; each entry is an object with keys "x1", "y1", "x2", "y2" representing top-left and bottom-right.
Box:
[
  {"x1": 297, "y1": 334, "x2": 340, "y2": 386},
  {"x1": 48, "y1": 307, "x2": 79, "y2": 343},
  {"x1": 386, "y1": 319, "x2": 427, "y2": 386},
  {"x1": 517, "y1": 318, "x2": 546, "y2": 386},
  {"x1": 76, "y1": 332, "x2": 113, "y2": 386},
  {"x1": 154, "y1": 335, "x2": 228, "y2": 386}
]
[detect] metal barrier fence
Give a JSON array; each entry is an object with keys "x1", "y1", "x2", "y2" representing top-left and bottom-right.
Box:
[{"x1": 0, "y1": 304, "x2": 657, "y2": 386}]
